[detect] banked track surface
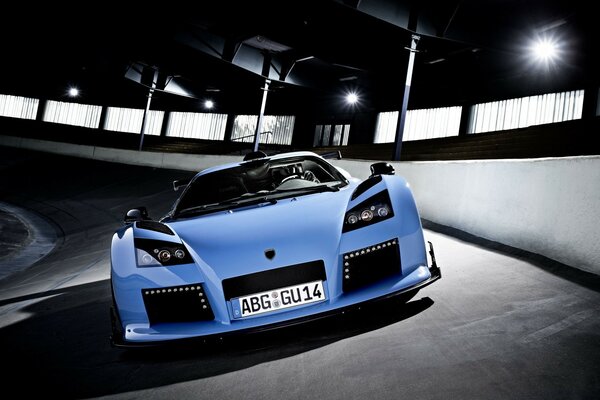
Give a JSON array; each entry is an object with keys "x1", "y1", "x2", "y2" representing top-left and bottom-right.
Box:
[{"x1": 0, "y1": 147, "x2": 598, "y2": 399}]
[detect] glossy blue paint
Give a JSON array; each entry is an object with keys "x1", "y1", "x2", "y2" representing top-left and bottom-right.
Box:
[{"x1": 110, "y1": 152, "x2": 438, "y2": 344}]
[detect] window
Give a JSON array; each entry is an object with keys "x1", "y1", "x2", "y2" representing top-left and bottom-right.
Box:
[
  {"x1": 321, "y1": 125, "x2": 331, "y2": 146},
  {"x1": 374, "y1": 107, "x2": 462, "y2": 143},
  {"x1": 313, "y1": 125, "x2": 323, "y2": 146},
  {"x1": 332, "y1": 125, "x2": 343, "y2": 146},
  {"x1": 43, "y1": 101, "x2": 102, "y2": 128},
  {"x1": 313, "y1": 124, "x2": 351, "y2": 147},
  {"x1": 0, "y1": 94, "x2": 39, "y2": 120},
  {"x1": 167, "y1": 112, "x2": 227, "y2": 140},
  {"x1": 231, "y1": 115, "x2": 295, "y2": 145},
  {"x1": 468, "y1": 90, "x2": 584, "y2": 134},
  {"x1": 341, "y1": 124, "x2": 350, "y2": 145},
  {"x1": 374, "y1": 111, "x2": 398, "y2": 143},
  {"x1": 105, "y1": 107, "x2": 164, "y2": 135}
]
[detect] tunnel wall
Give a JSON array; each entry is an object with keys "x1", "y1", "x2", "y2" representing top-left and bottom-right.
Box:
[
  {"x1": 0, "y1": 135, "x2": 241, "y2": 172},
  {"x1": 2, "y1": 134, "x2": 599, "y2": 275},
  {"x1": 333, "y1": 157, "x2": 600, "y2": 275}
]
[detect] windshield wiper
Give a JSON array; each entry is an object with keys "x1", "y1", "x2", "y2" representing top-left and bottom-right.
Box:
[
  {"x1": 175, "y1": 184, "x2": 339, "y2": 218},
  {"x1": 176, "y1": 196, "x2": 277, "y2": 217},
  {"x1": 272, "y1": 183, "x2": 341, "y2": 195},
  {"x1": 176, "y1": 200, "x2": 239, "y2": 216}
]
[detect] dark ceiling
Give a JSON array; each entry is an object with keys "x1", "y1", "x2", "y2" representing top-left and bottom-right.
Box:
[{"x1": 1, "y1": 0, "x2": 597, "y2": 117}]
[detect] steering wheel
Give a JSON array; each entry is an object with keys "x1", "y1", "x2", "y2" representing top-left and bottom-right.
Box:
[
  {"x1": 303, "y1": 170, "x2": 320, "y2": 183},
  {"x1": 280, "y1": 175, "x2": 302, "y2": 184}
]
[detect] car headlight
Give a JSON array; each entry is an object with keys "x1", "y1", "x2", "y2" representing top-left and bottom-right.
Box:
[
  {"x1": 134, "y1": 238, "x2": 193, "y2": 267},
  {"x1": 343, "y1": 190, "x2": 394, "y2": 233}
]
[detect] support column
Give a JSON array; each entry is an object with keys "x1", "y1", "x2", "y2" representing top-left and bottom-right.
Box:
[
  {"x1": 35, "y1": 98, "x2": 47, "y2": 122},
  {"x1": 159, "y1": 111, "x2": 170, "y2": 137},
  {"x1": 581, "y1": 86, "x2": 600, "y2": 119},
  {"x1": 98, "y1": 106, "x2": 108, "y2": 131},
  {"x1": 458, "y1": 104, "x2": 472, "y2": 136},
  {"x1": 252, "y1": 52, "x2": 272, "y2": 152},
  {"x1": 139, "y1": 69, "x2": 158, "y2": 151},
  {"x1": 253, "y1": 79, "x2": 270, "y2": 152},
  {"x1": 392, "y1": 34, "x2": 420, "y2": 161},
  {"x1": 223, "y1": 113, "x2": 235, "y2": 142}
]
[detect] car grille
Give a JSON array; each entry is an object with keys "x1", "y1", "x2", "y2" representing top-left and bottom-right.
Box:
[
  {"x1": 342, "y1": 238, "x2": 401, "y2": 292},
  {"x1": 222, "y1": 260, "x2": 326, "y2": 300},
  {"x1": 142, "y1": 283, "x2": 214, "y2": 325}
]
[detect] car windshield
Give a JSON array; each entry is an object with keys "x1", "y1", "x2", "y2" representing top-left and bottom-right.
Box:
[{"x1": 173, "y1": 156, "x2": 348, "y2": 217}]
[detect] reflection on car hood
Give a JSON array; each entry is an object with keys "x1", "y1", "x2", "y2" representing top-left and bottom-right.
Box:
[{"x1": 166, "y1": 189, "x2": 352, "y2": 279}]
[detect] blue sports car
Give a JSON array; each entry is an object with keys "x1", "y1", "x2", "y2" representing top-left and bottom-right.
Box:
[{"x1": 110, "y1": 151, "x2": 441, "y2": 346}]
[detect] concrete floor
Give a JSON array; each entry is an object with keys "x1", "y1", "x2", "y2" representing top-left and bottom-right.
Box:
[{"x1": 0, "y1": 147, "x2": 598, "y2": 399}]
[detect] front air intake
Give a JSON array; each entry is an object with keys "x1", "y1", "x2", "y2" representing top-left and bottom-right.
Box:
[
  {"x1": 342, "y1": 239, "x2": 401, "y2": 292},
  {"x1": 142, "y1": 283, "x2": 214, "y2": 325},
  {"x1": 222, "y1": 261, "x2": 326, "y2": 300}
]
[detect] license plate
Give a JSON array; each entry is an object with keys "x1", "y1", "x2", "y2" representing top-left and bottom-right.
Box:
[{"x1": 231, "y1": 281, "x2": 326, "y2": 318}]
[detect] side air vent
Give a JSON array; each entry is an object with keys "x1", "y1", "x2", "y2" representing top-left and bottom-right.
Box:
[
  {"x1": 136, "y1": 221, "x2": 174, "y2": 235},
  {"x1": 351, "y1": 175, "x2": 382, "y2": 200}
]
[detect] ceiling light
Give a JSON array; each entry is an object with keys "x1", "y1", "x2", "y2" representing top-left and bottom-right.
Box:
[
  {"x1": 204, "y1": 100, "x2": 214, "y2": 109},
  {"x1": 68, "y1": 87, "x2": 79, "y2": 97},
  {"x1": 425, "y1": 58, "x2": 446, "y2": 65},
  {"x1": 532, "y1": 38, "x2": 558, "y2": 62},
  {"x1": 296, "y1": 56, "x2": 315, "y2": 63},
  {"x1": 346, "y1": 93, "x2": 358, "y2": 105}
]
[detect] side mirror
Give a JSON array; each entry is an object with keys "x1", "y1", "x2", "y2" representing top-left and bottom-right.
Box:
[
  {"x1": 320, "y1": 150, "x2": 342, "y2": 160},
  {"x1": 370, "y1": 162, "x2": 395, "y2": 177},
  {"x1": 124, "y1": 207, "x2": 150, "y2": 224},
  {"x1": 173, "y1": 178, "x2": 191, "y2": 191}
]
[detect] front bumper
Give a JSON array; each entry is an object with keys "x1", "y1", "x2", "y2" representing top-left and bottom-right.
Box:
[{"x1": 110, "y1": 242, "x2": 441, "y2": 348}]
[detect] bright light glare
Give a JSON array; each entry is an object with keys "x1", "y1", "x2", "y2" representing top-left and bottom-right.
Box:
[
  {"x1": 68, "y1": 87, "x2": 79, "y2": 97},
  {"x1": 532, "y1": 39, "x2": 557, "y2": 61},
  {"x1": 346, "y1": 93, "x2": 358, "y2": 105},
  {"x1": 204, "y1": 100, "x2": 214, "y2": 109}
]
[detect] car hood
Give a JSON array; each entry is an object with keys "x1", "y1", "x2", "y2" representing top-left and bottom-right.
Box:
[{"x1": 167, "y1": 189, "x2": 353, "y2": 279}]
